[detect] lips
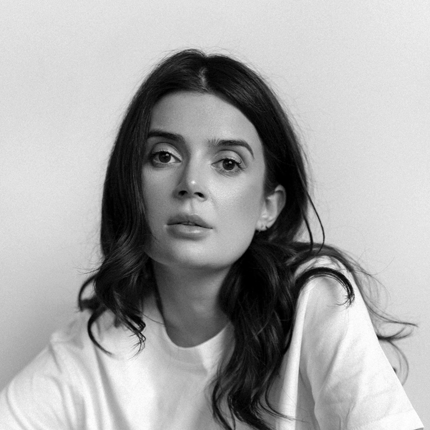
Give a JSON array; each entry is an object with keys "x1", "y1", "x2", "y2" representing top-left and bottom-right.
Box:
[{"x1": 167, "y1": 214, "x2": 212, "y2": 229}]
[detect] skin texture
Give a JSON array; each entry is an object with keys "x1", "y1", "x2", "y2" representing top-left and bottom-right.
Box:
[{"x1": 142, "y1": 91, "x2": 285, "y2": 346}]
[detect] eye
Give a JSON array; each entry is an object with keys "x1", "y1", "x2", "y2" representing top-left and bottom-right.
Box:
[
  {"x1": 150, "y1": 150, "x2": 181, "y2": 166},
  {"x1": 214, "y1": 157, "x2": 244, "y2": 174},
  {"x1": 221, "y1": 159, "x2": 239, "y2": 171}
]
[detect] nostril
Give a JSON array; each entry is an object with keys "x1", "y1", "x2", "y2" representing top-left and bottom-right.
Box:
[{"x1": 175, "y1": 184, "x2": 207, "y2": 200}]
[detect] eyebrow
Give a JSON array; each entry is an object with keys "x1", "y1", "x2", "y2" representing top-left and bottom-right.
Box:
[
  {"x1": 147, "y1": 129, "x2": 184, "y2": 143},
  {"x1": 209, "y1": 138, "x2": 255, "y2": 159},
  {"x1": 147, "y1": 129, "x2": 255, "y2": 159}
]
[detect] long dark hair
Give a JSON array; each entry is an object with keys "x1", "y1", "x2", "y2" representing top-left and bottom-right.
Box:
[{"x1": 79, "y1": 49, "x2": 414, "y2": 430}]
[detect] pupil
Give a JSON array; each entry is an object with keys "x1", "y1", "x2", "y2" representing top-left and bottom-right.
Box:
[
  {"x1": 223, "y1": 159, "x2": 235, "y2": 170},
  {"x1": 160, "y1": 152, "x2": 171, "y2": 163}
]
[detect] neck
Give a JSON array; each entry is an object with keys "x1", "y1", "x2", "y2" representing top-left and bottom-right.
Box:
[{"x1": 152, "y1": 262, "x2": 230, "y2": 347}]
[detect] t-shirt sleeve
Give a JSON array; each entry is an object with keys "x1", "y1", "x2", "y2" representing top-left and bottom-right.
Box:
[
  {"x1": 0, "y1": 343, "x2": 82, "y2": 429},
  {"x1": 299, "y1": 268, "x2": 424, "y2": 430}
]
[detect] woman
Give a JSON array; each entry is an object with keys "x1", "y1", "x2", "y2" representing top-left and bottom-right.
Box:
[{"x1": 0, "y1": 50, "x2": 423, "y2": 429}]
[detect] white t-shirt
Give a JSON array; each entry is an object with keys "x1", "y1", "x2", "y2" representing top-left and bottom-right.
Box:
[{"x1": 0, "y1": 260, "x2": 424, "y2": 429}]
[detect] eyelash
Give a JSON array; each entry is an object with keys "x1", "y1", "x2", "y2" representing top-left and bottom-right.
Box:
[
  {"x1": 214, "y1": 158, "x2": 244, "y2": 174},
  {"x1": 149, "y1": 150, "x2": 180, "y2": 166},
  {"x1": 149, "y1": 150, "x2": 245, "y2": 174}
]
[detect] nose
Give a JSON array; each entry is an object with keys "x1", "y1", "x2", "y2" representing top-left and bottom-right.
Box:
[{"x1": 174, "y1": 160, "x2": 208, "y2": 201}]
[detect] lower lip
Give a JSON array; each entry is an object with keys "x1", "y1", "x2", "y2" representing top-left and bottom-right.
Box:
[{"x1": 167, "y1": 224, "x2": 212, "y2": 239}]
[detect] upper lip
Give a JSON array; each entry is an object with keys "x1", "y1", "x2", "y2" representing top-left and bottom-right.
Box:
[{"x1": 168, "y1": 214, "x2": 212, "y2": 229}]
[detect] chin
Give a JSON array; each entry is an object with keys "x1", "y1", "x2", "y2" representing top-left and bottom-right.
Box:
[
  {"x1": 146, "y1": 234, "x2": 253, "y2": 273},
  {"x1": 149, "y1": 249, "x2": 241, "y2": 273}
]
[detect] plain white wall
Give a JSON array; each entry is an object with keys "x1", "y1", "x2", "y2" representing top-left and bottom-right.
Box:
[{"x1": 1, "y1": 0, "x2": 429, "y2": 424}]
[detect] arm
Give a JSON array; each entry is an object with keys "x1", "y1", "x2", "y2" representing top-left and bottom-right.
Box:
[
  {"x1": 0, "y1": 342, "x2": 82, "y2": 429},
  {"x1": 299, "y1": 267, "x2": 423, "y2": 430}
]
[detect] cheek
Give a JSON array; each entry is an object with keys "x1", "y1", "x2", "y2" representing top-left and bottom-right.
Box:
[
  {"x1": 142, "y1": 176, "x2": 169, "y2": 225},
  {"x1": 220, "y1": 181, "x2": 264, "y2": 230}
]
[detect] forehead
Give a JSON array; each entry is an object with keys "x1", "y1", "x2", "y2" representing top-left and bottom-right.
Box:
[{"x1": 149, "y1": 92, "x2": 262, "y2": 147}]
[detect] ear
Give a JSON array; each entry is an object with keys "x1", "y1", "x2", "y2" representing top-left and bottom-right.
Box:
[{"x1": 256, "y1": 185, "x2": 286, "y2": 231}]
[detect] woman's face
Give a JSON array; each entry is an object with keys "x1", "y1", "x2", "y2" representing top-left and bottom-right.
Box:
[{"x1": 142, "y1": 91, "x2": 282, "y2": 272}]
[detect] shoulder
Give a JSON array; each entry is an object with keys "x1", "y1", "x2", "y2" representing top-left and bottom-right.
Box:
[
  {"x1": 0, "y1": 311, "x2": 91, "y2": 428},
  {"x1": 293, "y1": 256, "x2": 379, "y2": 354},
  {"x1": 49, "y1": 309, "x2": 93, "y2": 348},
  {"x1": 7, "y1": 310, "x2": 95, "y2": 384},
  {"x1": 0, "y1": 309, "x2": 97, "y2": 391},
  {"x1": 0, "y1": 309, "x2": 126, "y2": 428},
  {"x1": 294, "y1": 256, "x2": 360, "y2": 311},
  {"x1": 294, "y1": 256, "x2": 374, "y2": 347},
  {"x1": 294, "y1": 255, "x2": 352, "y2": 282},
  {"x1": 289, "y1": 258, "x2": 423, "y2": 430}
]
